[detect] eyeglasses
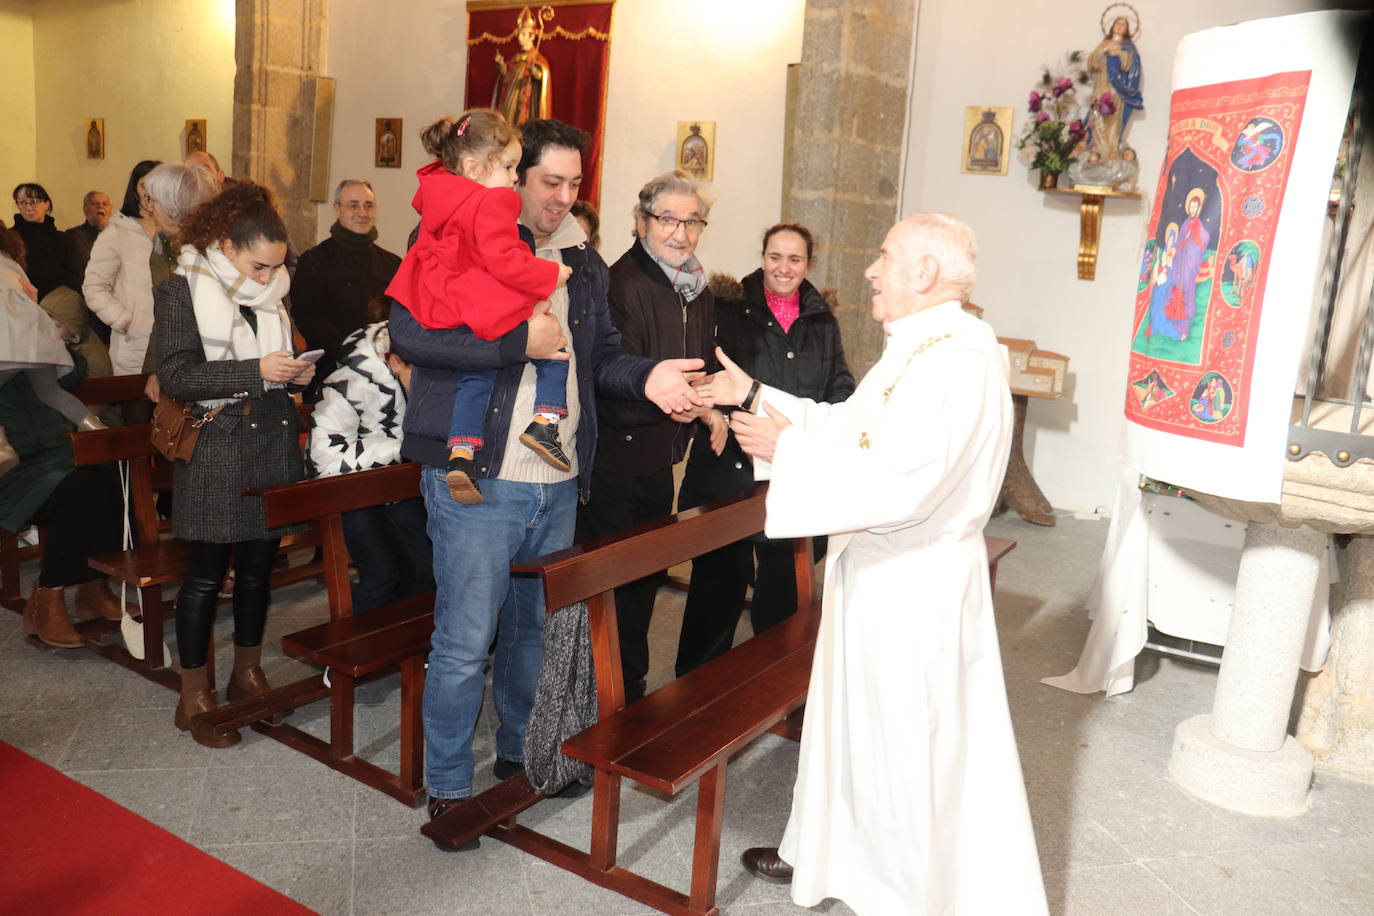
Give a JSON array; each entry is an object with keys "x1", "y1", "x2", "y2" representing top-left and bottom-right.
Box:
[
  {"x1": 15, "y1": 198, "x2": 46, "y2": 208},
  {"x1": 647, "y1": 212, "x2": 707, "y2": 234},
  {"x1": 341, "y1": 201, "x2": 375, "y2": 212}
]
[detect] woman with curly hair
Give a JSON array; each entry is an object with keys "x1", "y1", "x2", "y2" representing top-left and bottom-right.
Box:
[{"x1": 154, "y1": 182, "x2": 314, "y2": 746}]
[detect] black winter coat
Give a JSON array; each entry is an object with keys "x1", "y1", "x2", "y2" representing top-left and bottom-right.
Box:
[
  {"x1": 291, "y1": 232, "x2": 402, "y2": 386},
  {"x1": 11, "y1": 216, "x2": 72, "y2": 300},
  {"x1": 594, "y1": 242, "x2": 716, "y2": 477},
  {"x1": 679, "y1": 269, "x2": 855, "y2": 513}
]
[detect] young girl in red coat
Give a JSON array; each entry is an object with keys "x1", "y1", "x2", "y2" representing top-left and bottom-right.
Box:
[{"x1": 386, "y1": 109, "x2": 571, "y2": 503}]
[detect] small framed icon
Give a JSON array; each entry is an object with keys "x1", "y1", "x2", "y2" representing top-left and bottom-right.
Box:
[
  {"x1": 85, "y1": 118, "x2": 105, "y2": 160},
  {"x1": 375, "y1": 118, "x2": 402, "y2": 168},
  {"x1": 675, "y1": 121, "x2": 715, "y2": 181},
  {"x1": 185, "y1": 119, "x2": 208, "y2": 157}
]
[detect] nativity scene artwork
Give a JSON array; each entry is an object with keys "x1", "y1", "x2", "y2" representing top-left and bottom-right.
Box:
[{"x1": 1125, "y1": 70, "x2": 1311, "y2": 446}]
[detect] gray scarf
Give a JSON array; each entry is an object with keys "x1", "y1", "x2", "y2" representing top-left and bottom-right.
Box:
[{"x1": 639, "y1": 238, "x2": 707, "y2": 301}]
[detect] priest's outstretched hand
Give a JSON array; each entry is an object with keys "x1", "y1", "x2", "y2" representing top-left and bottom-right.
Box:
[
  {"x1": 731, "y1": 404, "x2": 791, "y2": 463},
  {"x1": 693, "y1": 347, "x2": 752, "y2": 406}
]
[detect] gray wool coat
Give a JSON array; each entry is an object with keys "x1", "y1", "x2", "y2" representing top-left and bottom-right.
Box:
[{"x1": 154, "y1": 274, "x2": 306, "y2": 544}]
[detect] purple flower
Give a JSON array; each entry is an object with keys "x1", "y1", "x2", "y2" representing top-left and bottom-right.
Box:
[
  {"x1": 1029, "y1": 91, "x2": 1043, "y2": 113},
  {"x1": 1052, "y1": 77, "x2": 1073, "y2": 98},
  {"x1": 1068, "y1": 119, "x2": 1085, "y2": 137},
  {"x1": 1098, "y1": 93, "x2": 1116, "y2": 116},
  {"x1": 1035, "y1": 110, "x2": 1051, "y2": 124}
]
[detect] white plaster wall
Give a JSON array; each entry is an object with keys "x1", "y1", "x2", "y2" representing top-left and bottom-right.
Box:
[
  {"x1": 29, "y1": 0, "x2": 235, "y2": 224},
  {"x1": 317, "y1": 0, "x2": 472, "y2": 255},
  {"x1": 597, "y1": 0, "x2": 805, "y2": 278},
  {"x1": 318, "y1": 0, "x2": 805, "y2": 276},
  {"x1": 901, "y1": 0, "x2": 1332, "y2": 516},
  {"x1": 0, "y1": 3, "x2": 36, "y2": 194}
]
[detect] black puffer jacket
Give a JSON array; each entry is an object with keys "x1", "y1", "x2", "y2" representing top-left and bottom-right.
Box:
[{"x1": 679, "y1": 269, "x2": 854, "y2": 512}]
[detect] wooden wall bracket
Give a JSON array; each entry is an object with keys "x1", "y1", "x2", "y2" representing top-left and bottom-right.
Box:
[{"x1": 1043, "y1": 186, "x2": 1141, "y2": 280}]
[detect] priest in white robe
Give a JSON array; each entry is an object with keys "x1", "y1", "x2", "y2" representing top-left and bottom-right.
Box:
[{"x1": 705, "y1": 213, "x2": 1046, "y2": 915}]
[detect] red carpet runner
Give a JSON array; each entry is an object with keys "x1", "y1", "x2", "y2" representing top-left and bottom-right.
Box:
[{"x1": 0, "y1": 741, "x2": 315, "y2": 915}]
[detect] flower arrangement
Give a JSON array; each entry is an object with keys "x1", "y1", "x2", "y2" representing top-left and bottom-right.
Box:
[{"x1": 1017, "y1": 52, "x2": 1093, "y2": 178}]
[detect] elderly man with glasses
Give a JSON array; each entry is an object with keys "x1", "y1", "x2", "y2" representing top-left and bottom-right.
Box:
[
  {"x1": 576, "y1": 169, "x2": 720, "y2": 705},
  {"x1": 291, "y1": 178, "x2": 402, "y2": 395}
]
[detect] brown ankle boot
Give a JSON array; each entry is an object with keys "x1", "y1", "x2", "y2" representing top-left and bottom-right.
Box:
[
  {"x1": 175, "y1": 665, "x2": 241, "y2": 748},
  {"x1": 74, "y1": 579, "x2": 129, "y2": 622},
  {"x1": 26, "y1": 586, "x2": 83, "y2": 648},
  {"x1": 226, "y1": 643, "x2": 272, "y2": 701}
]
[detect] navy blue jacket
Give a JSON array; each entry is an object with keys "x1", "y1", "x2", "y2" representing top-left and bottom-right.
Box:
[{"x1": 389, "y1": 229, "x2": 654, "y2": 501}]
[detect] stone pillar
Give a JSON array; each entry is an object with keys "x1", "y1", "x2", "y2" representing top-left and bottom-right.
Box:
[
  {"x1": 1297, "y1": 535, "x2": 1374, "y2": 782},
  {"x1": 233, "y1": 0, "x2": 327, "y2": 251},
  {"x1": 784, "y1": 0, "x2": 916, "y2": 373},
  {"x1": 1169, "y1": 521, "x2": 1323, "y2": 815}
]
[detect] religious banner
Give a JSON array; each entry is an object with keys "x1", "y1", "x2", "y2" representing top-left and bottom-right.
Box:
[
  {"x1": 465, "y1": 1, "x2": 614, "y2": 208},
  {"x1": 1121, "y1": 10, "x2": 1364, "y2": 503}
]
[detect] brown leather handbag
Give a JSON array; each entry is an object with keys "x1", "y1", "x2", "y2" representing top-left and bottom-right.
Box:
[{"x1": 150, "y1": 394, "x2": 226, "y2": 463}]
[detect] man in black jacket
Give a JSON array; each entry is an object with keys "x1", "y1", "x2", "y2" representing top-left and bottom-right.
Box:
[
  {"x1": 292, "y1": 179, "x2": 401, "y2": 397},
  {"x1": 388, "y1": 122, "x2": 706, "y2": 826},
  {"x1": 576, "y1": 170, "x2": 719, "y2": 704}
]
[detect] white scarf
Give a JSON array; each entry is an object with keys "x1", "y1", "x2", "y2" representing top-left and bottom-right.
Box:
[{"x1": 176, "y1": 242, "x2": 292, "y2": 406}]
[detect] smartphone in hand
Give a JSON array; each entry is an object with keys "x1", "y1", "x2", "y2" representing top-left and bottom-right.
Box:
[{"x1": 296, "y1": 348, "x2": 326, "y2": 363}]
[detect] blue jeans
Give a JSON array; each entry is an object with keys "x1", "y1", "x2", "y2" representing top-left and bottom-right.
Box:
[
  {"x1": 448, "y1": 360, "x2": 569, "y2": 449},
  {"x1": 339, "y1": 498, "x2": 434, "y2": 613},
  {"x1": 420, "y1": 468, "x2": 578, "y2": 798}
]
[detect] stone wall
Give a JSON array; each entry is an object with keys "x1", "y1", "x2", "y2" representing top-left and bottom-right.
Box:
[
  {"x1": 784, "y1": 0, "x2": 916, "y2": 372},
  {"x1": 234, "y1": 0, "x2": 327, "y2": 251}
]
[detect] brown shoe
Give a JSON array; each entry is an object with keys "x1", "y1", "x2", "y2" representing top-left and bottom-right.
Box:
[
  {"x1": 227, "y1": 644, "x2": 284, "y2": 724},
  {"x1": 26, "y1": 586, "x2": 83, "y2": 648},
  {"x1": 741, "y1": 847, "x2": 793, "y2": 885},
  {"x1": 175, "y1": 666, "x2": 241, "y2": 748},
  {"x1": 74, "y1": 579, "x2": 130, "y2": 622}
]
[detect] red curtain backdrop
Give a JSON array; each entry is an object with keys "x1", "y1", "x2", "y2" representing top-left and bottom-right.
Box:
[{"x1": 466, "y1": 2, "x2": 614, "y2": 208}]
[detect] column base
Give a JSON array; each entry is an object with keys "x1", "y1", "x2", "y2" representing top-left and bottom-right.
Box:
[{"x1": 1168, "y1": 714, "x2": 1313, "y2": 816}]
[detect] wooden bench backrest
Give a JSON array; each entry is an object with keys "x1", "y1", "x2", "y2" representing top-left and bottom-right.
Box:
[
  {"x1": 513, "y1": 484, "x2": 816, "y2": 714},
  {"x1": 261, "y1": 462, "x2": 422, "y2": 617},
  {"x1": 70, "y1": 373, "x2": 149, "y2": 406},
  {"x1": 68, "y1": 425, "x2": 160, "y2": 543},
  {"x1": 513, "y1": 486, "x2": 811, "y2": 611}
]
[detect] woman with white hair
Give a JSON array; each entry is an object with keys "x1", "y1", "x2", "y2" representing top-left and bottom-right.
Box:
[{"x1": 85, "y1": 162, "x2": 220, "y2": 377}]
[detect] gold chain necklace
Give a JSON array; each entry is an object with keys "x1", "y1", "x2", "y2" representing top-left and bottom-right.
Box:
[{"x1": 858, "y1": 333, "x2": 952, "y2": 449}]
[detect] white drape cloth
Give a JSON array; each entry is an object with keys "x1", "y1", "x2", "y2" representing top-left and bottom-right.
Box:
[
  {"x1": 0, "y1": 254, "x2": 73, "y2": 374},
  {"x1": 756, "y1": 302, "x2": 1047, "y2": 915}
]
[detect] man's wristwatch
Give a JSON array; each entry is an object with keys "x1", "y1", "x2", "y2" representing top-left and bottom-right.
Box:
[{"x1": 743, "y1": 379, "x2": 762, "y2": 413}]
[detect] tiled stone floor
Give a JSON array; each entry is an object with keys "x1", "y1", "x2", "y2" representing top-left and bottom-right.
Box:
[{"x1": 3, "y1": 514, "x2": 1373, "y2": 914}]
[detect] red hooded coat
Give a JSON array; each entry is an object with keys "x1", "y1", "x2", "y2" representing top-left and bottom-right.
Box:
[{"x1": 385, "y1": 161, "x2": 559, "y2": 339}]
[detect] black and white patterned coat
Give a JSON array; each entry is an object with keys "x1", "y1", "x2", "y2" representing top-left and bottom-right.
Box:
[
  {"x1": 154, "y1": 274, "x2": 306, "y2": 544},
  {"x1": 306, "y1": 322, "x2": 407, "y2": 478}
]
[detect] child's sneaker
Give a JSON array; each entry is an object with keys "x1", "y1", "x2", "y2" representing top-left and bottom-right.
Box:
[
  {"x1": 519, "y1": 419, "x2": 571, "y2": 472},
  {"x1": 445, "y1": 454, "x2": 483, "y2": 504}
]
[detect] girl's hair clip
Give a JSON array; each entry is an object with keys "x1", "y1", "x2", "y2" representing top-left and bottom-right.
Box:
[{"x1": 454, "y1": 116, "x2": 472, "y2": 138}]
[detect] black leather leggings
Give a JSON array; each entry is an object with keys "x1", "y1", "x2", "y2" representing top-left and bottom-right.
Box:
[{"x1": 175, "y1": 538, "x2": 281, "y2": 669}]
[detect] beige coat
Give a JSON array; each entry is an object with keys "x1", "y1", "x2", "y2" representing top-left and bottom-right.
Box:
[{"x1": 83, "y1": 212, "x2": 155, "y2": 375}]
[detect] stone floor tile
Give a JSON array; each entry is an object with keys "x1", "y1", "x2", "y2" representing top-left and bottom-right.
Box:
[
  {"x1": 71, "y1": 766, "x2": 207, "y2": 839},
  {"x1": 1045, "y1": 862, "x2": 1198, "y2": 915},
  {"x1": 1073, "y1": 777, "x2": 1260, "y2": 862},
  {"x1": 353, "y1": 835, "x2": 532, "y2": 916},
  {"x1": 205, "y1": 840, "x2": 353, "y2": 916},
  {"x1": 190, "y1": 765, "x2": 356, "y2": 845},
  {"x1": 59, "y1": 705, "x2": 213, "y2": 771},
  {"x1": 1144, "y1": 847, "x2": 1345, "y2": 915},
  {"x1": 1254, "y1": 836, "x2": 1374, "y2": 914},
  {"x1": 0, "y1": 710, "x2": 77, "y2": 766}
]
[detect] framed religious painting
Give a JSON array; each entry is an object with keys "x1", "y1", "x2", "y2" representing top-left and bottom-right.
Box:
[
  {"x1": 85, "y1": 118, "x2": 105, "y2": 160},
  {"x1": 676, "y1": 121, "x2": 715, "y2": 181},
  {"x1": 961, "y1": 107, "x2": 1013, "y2": 175},
  {"x1": 375, "y1": 118, "x2": 402, "y2": 168},
  {"x1": 184, "y1": 119, "x2": 207, "y2": 157}
]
